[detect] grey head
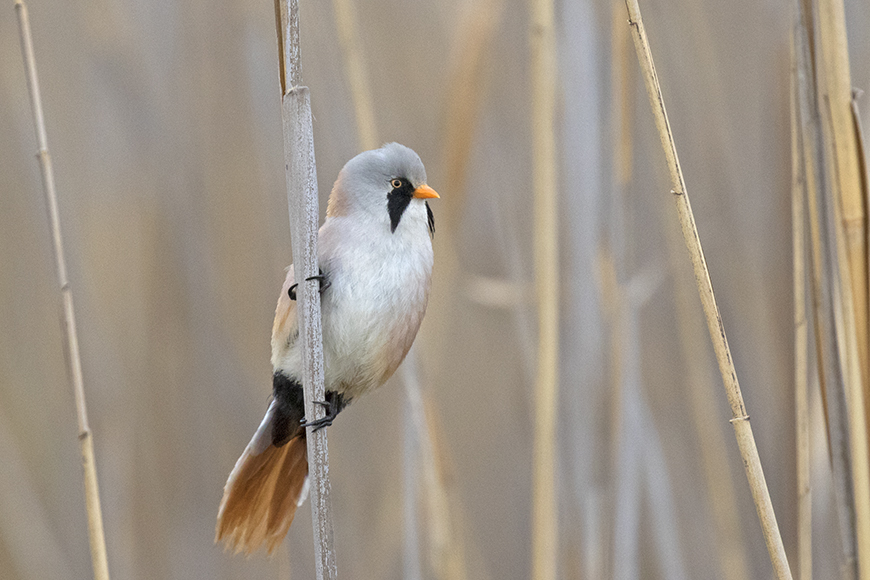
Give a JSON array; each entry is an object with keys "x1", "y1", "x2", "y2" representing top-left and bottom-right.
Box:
[{"x1": 326, "y1": 143, "x2": 438, "y2": 233}]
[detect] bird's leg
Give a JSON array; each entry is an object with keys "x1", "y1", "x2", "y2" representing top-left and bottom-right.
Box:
[
  {"x1": 300, "y1": 391, "x2": 349, "y2": 432},
  {"x1": 288, "y1": 269, "x2": 330, "y2": 301}
]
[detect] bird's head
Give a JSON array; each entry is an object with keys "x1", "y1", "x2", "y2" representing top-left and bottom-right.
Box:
[{"x1": 327, "y1": 143, "x2": 439, "y2": 233}]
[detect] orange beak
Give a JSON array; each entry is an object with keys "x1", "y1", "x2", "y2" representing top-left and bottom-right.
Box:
[{"x1": 412, "y1": 184, "x2": 440, "y2": 199}]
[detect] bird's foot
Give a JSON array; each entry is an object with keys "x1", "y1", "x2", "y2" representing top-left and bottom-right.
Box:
[
  {"x1": 288, "y1": 269, "x2": 330, "y2": 300},
  {"x1": 305, "y1": 274, "x2": 331, "y2": 293},
  {"x1": 299, "y1": 391, "x2": 348, "y2": 432},
  {"x1": 300, "y1": 415, "x2": 335, "y2": 432}
]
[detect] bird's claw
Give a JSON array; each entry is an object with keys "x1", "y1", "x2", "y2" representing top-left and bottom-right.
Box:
[
  {"x1": 288, "y1": 270, "x2": 330, "y2": 300},
  {"x1": 305, "y1": 274, "x2": 331, "y2": 294},
  {"x1": 298, "y1": 392, "x2": 348, "y2": 432},
  {"x1": 300, "y1": 415, "x2": 335, "y2": 432},
  {"x1": 299, "y1": 402, "x2": 334, "y2": 431}
]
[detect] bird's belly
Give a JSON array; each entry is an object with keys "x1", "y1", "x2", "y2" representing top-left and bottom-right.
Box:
[{"x1": 320, "y1": 263, "x2": 429, "y2": 399}]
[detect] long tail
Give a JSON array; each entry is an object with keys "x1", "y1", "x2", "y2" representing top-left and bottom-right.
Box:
[{"x1": 216, "y1": 401, "x2": 309, "y2": 555}]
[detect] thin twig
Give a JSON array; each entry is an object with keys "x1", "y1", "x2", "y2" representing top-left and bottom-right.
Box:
[
  {"x1": 14, "y1": 2, "x2": 110, "y2": 579},
  {"x1": 275, "y1": 1, "x2": 336, "y2": 577},
  {"x1": 622, "y1": 1, "x2": 793, "y2": 578},
  {"x1": 529, "y1": 0, "x2": 560, "y2": 577}
]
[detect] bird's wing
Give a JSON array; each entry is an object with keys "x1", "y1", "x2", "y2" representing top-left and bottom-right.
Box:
[{"x1": 271, "y1": 265, "x2": 299, "y2": 369}]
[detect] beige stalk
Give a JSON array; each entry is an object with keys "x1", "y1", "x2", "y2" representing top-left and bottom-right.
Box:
[
  {"x1": 622, "y1": 1, "x2": 793, "y2": 578},
  {"x1": 815, "y1": 1, "x2": 870, "y2": 575},
  {"x1": 14, "y1": 2, "x2": 110, "y2": 579},
  {"x1": 791, "y1": 32, "x2": 813, "y2": 579},
  {"x1": 276, "y1": 1, "x2": 337, "y2": 577},
  {"x1": 529, "y1": 0, "x2": 560, "y2": 578}
]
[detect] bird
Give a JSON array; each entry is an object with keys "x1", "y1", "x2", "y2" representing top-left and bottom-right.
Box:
[{"x1": 216, "y1": 142, "x2": 439, "y2": 555}]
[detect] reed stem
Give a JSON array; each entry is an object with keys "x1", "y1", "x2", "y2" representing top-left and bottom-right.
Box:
[
  {"x1": 622, "y1": 1, "x2": 793, "y2": 578},
  {"x1": 794, "y1": 0, "x2": 859, "y2": 573},
  {"x1": 276, "y1": 1, "x2": 336, "y2": 577},
  {"x1": 14, "y1": 2, "x2": 110, "y2": 579},
  {"x1": 331, "y1": 0, "x2": 378, "y2": 151},
  {"x1": 791, "y1": 31, "x2": 813, "y2": 579},
  {"x1": 529, "y1": 0, "x2": 560, "y2": 577},
  {"x1": 814, "y1": 0, "x2": 870, "y2": 574}
]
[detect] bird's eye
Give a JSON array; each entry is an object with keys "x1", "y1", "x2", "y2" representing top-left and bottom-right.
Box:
[{"x1": 390, "y1": 178, "x2": 403, "y2": 189}]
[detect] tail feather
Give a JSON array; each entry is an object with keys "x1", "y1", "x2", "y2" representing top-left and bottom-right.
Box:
[{"x1": 216, "y1": 402, "x2": 309, "y2": 555}]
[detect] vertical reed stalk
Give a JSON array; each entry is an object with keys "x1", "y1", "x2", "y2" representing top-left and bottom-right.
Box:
[
  {"x1": 402, "y1": 367, "x2": 424, "y2": 580},
  {"x1": 814, "y1": 1, "x2": 870, "y2": 574},
  {"x1": 330, "y1": 0, "x2": 378, "y2": 150},
  {"x1": 791, "y1": 31, "x2": 813, "y2": 579},
  {"x1": 441, "y1": 0, "x2": 502, "y2": 221},
  {"x1": 529, "y1": 0, "x2": 560, "y2": 577},
  {"x1": 794, "y1": 0, "x2": 859, "y2": 573},
  {"x1": 827, "y1": 174, "x2": 869, "y2": 580},
  {"x1": 816, "y1": 0, "x2": 868, "y2": 392},
  {"x1": 275, "y1": 1, "x2": 336, "y2": 577},
  {"x1": 422, "y1": 391, "x2": 471, "y2": 580},
  {"x1": 425, "y1": 0, "x2": 502, "y2": 375},
  {"x1": 852, "y1": 94, "x2": 870, "y2": 461},
  {"x1": 14, "y1": 3, "x2": 111, "y2": 580},
  {"x1": 622, "y1": 1, "x2": 792, "y2": 578}
]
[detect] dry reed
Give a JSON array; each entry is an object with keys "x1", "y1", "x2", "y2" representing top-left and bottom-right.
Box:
[
  {"x1": 610, "y1": 7, "x2": 750, "y2": 578},
  {"x1": 622, "y1": 1, "x2": 792, "y2": 578},
  {"x1": 529, "y1": 0, "x2": 560, "y2": 577},
  {"x1": 657, "y1": 130, "x2": 753, "y2": 580},
  {"x1": 816, "y1": 0, "x2": 868, "y2": 392},
  {"x1": 790, "y1": 28, "x2": 813, "y2": 579},
  {"x1": 794, "y1": 0, "x2": 859, "y2": 573},
  {"x1": 425, "y1": 0, "x2": 503, "y2": 376},
  {"x1": 814, "y1": 0, "x2": 870, "y2": 575},
  {"x1": 331, "y1": 0, "x2": 378, "y2": 150},
  {"x1": 14, "y1": 3, "x2": 111, "y2": 579},
  {"x1": 276, "y1": 0, "x2": 336, "y2": 577}
]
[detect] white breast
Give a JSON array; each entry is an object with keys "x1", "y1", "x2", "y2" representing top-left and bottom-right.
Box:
[{"x1": 315, "y1": 202, "x2": 433, "y2": 399}]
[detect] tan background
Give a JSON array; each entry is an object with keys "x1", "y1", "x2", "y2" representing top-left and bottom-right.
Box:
[{"x1": 1, "y1": 0, "x2": 869, "y2": 578}]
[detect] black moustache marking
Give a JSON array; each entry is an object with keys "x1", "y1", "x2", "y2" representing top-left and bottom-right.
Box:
[
  {"x1": 426, "y1": 201, "x2": 435, "y2": 236},
  {"x1": 387, "y1": 178, "x2": 416, "y2": 233}
]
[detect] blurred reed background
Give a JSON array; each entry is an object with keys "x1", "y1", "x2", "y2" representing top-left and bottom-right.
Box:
[{"x1": 2, "y1": 0, "x2": 870, "y2": 578}]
